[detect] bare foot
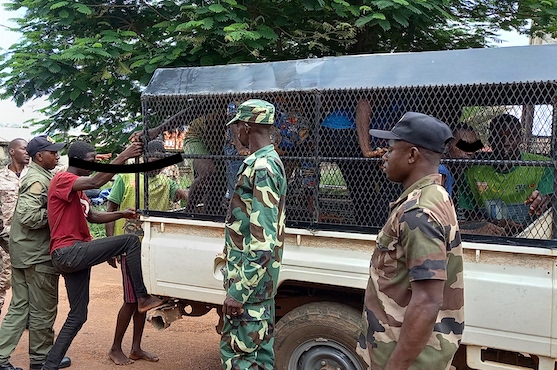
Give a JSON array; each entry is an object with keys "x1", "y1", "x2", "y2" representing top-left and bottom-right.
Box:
[
  {"x1": 129, "y1": 350, "x2": 159, "y2": 362},
  {"x1": 109, "y1": 349, "x2": 135, "y2": 365},
  {"x1": 137, "y1": 295, "x2": 164, "y2": 313}
]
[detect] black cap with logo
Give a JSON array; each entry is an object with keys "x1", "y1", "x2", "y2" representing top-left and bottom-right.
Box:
[
  {"x1": 369, "y1": 112, "x2": 453, "y2": 153},
  {"x1": 27, "y1": 135, "x2": 66, "y2": 157}
]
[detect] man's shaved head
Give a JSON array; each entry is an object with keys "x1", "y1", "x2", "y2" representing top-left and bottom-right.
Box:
[{"x1": 8, "y1": 138, "x2": 25, "y2": 150}]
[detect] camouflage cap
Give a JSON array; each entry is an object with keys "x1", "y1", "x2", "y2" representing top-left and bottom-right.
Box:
[{"x1": 226, "y1": 99, "x2": 275, "y2": 126}]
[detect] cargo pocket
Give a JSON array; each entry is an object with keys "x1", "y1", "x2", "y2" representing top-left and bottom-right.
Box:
[
  {"x1": 373, "y1": 230, "x2": 400, "y2": 280},
  {"x1": 34, "y1": 262, "x2": 60, "y2": 299}
]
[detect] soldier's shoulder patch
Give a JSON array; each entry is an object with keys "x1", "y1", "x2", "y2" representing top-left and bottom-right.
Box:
[{"x1": 29, "y1": 182, "x2": 44, "y2": 195}]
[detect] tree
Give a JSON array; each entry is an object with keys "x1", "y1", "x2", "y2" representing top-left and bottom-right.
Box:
[{"x1": 1, "y1": 0, "x2": 556, "y2": 150}]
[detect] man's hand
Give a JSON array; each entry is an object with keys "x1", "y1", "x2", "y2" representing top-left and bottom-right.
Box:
[
  {"x1": 237, "y1": 147, "x2": 250, "y2": 156},
  {"x1": 130, "y1": 128, "x2": 160, "y2": 143},
  {"x1": 119, "y1": 142, "x2": 143, "y2": 160},
  {"x1": 121, "y1": 208, "x2": 138, "y2": 219},
  {"x1": 363, "y1": 147, "x2": 388, "y2": 158},
  {"x1": 95, "y1": 153, "x2": 112, "y2": 161},
  {"x1": 223, "y1": 294, "x2": 244, "y2": 317},
  {"x1": 525, "y1": 190, "x2": 550, "y2": 216}
]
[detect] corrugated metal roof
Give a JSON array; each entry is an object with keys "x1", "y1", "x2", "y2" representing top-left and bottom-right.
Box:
[{"x1": 143, "y1": 44, "x2": 557, "y2": 96}]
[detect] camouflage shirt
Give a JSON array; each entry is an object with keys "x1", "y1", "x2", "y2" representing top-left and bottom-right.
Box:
[
  {"x1": 358, "y1": 174, "x2": 464, "y2": 370},
  {"x1": 223, "y1": 144, "x2": 287, "y2": 305},
  {"x1": 0, "y1": 164, "x2": 29, "y2": 239}
]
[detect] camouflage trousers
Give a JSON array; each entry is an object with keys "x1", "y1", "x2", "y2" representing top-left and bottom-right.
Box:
[
  {"x1": 220, "y1": 301, "x2": 275, "y2": 370},
  {"x1": 0, "y1": 247, "x2": 11, "y2": 311}
]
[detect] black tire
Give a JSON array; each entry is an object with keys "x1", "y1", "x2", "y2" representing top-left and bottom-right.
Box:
[{"x1": 275, "y1": 302, "x2": 367, "y2": 370}]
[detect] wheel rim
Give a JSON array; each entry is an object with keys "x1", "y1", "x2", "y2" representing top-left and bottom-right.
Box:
[{"x1": 287, "y1": 338, "x2": 365, "y2": 370}]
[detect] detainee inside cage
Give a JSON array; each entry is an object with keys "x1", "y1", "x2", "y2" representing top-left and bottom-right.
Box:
[{"x1": 139, "y1": 44, "x2": 557, "y2": 242}]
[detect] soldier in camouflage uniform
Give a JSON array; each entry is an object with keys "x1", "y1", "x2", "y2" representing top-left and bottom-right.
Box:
[
  {"x1": 220, "y1": 99, "x2": 287, "y2": 370},
  {"x1": 0, "y1": 138, "x2": 30, "y2": 315},
  {"x1": 357, "y1": 112, "x2": 464, "y2": 370}
]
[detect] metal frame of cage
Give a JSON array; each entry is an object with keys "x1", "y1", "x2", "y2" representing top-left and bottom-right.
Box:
[{"x1": 139, "y1": 45, "x2": 557, "y2": 243}]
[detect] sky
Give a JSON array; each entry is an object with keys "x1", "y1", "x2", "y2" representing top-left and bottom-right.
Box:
[{"x1": 0, "y1": 6, "x2": 531, "y2": 128}]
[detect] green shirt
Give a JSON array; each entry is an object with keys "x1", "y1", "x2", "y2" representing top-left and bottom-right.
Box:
[
  {"x1": 223, "y1": 145, "x2": 287, "y2": 306},
  {"x1": 9, "y1": 161, "x2": 53, "y2": 268},
  {"x1": 461, "y1": 152, "x2": 553, "y2": 223},
  {"x1": 108, "y1": 173, "x2": 178, "y2": 236}
]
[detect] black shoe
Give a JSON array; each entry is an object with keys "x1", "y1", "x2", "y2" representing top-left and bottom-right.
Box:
[
  {"x1": 0, "y1": 363, "x2": 23, "y2": 370},
  {"x1": 29, "y1": 357, "x2": 71, "y2": 370}
]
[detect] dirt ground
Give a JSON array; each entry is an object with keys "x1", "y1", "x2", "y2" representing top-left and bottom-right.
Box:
[{"x1": 1, "y1": 263, "x2": 222, "y2": 370}]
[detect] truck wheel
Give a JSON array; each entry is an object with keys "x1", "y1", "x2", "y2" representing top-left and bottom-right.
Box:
[{"x1": 275, "y1": 302, "x2": 367, "y2": 370}]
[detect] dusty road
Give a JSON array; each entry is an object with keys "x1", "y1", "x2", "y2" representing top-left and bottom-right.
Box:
[{"x1": 1, "y1": 263, "x2": 222, "y2": 370}]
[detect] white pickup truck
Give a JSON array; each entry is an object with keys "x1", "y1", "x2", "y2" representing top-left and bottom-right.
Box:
[{"x1": 139, "y1": 45, "x2": 557, "y2": 370}]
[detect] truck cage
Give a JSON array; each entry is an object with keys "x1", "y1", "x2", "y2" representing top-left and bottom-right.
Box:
[{"x1": 139, "y1": 44, "x2": 557, "y2": 245}]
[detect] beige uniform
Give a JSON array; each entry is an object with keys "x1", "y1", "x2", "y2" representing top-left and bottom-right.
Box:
[{"x1": 0, "y1": 164, "x2": 28, "y2": 311}]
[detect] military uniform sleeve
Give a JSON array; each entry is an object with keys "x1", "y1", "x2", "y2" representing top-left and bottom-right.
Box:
[
  {"x1": 399, "y1": 208, "x2": 448, "y2": 282},
  {"x1": 17, "y1": 181, "x2": 49, "y2": 229},
  {"x1": 229, "y1": 159, "x2": 282, "y2": 303}
]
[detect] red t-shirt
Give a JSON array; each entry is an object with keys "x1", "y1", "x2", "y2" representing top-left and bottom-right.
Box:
[{"x1": 48, "y1": 172, "x2": 92, "y2": 253}]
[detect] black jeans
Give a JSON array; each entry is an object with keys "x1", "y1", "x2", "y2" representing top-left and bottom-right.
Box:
[{"x1": 43, "y1": 234, "x2": 146, "y2": 370}]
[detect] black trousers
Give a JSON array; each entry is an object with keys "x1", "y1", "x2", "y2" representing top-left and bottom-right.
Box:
[{"x1": 43, "y1": 234, "x2": 146, "y2": 370}]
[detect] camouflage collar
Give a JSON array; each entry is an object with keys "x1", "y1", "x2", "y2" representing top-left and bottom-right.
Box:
[
  {"x1": 242, "y1": 144, "x2": 276, "y2": 167},
  {"x1": 2, "y1": 163, "x2": 29, "y2": 180},
  {"x1": 393, "y1": 173, "x2": 443, "y2": 206}
]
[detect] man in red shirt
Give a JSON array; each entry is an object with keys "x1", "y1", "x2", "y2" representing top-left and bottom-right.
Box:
[{"x1": 41, "y1": 141, "x2": 163, "y2": 370}]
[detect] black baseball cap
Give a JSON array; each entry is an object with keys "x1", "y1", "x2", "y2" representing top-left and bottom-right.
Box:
[
  {"x1": 369, "y1": 112, "x2": 453, "y2": 153},
  {"x1": 27, "y1": 135, "x2": 66, "y2": 157}
]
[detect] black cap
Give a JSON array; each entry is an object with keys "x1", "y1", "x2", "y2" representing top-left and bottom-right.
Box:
[
  {"x1": 369, "y1": 112, "x2": 453, "y2": 153},
  {"x1": 27, "y1": 135, "x2": 66, "y2": 157}
]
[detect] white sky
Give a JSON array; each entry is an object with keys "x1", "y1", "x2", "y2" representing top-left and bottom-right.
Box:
[
  {"x1": 0, "y1": 5, "x2": 531, "y2": 127},
  {"x1": 0, "y1": 4, "x2": 47, "y2": 127}
]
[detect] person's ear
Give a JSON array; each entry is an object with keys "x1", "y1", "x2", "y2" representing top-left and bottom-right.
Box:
[{"x1": 408, "y1": 146, "x2": 419, "y2": 164}]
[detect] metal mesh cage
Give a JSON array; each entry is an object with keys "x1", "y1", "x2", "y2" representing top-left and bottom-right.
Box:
[{"x1": 140, "y1": 51, "x2": 557, "y2": 242}]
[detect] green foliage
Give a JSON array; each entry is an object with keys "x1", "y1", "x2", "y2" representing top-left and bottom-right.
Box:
[
  {"x1": 88, "y1": 203, "x2": 107, "y2": 239},
  {"x1": 1, "y1": 0, "x2": 556, "y2": 149}
]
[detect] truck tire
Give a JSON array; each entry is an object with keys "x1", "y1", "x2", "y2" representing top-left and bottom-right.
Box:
[{"x1": 275, "y1": 302, "x2": 367, "y2": 370}]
